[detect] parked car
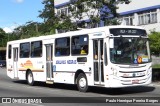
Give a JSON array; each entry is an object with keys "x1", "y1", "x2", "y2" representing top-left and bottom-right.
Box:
[{"x1": 0, "y1": 60, "x2": 6, "y2": 67}]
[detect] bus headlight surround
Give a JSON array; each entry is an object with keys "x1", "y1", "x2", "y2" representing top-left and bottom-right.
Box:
[
  {"x1": 111, "y1": 66, "x2": 118, "y2": 76},
  {"x1": 147, "y1": 66, "x2": 152, "y2": 75}
]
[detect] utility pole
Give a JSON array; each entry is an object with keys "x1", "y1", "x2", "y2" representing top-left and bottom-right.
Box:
[{"x1": 36, "y1": 23, "x2": 38, "y2": 33}]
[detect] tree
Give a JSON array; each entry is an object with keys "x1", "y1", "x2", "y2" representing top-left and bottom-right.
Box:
[
  {"x1": 12, "y1": 21, "x2": 45, "y2": 39},
  {"x1": 38, "y1": 0, "x2": 57, "y2": 34},
  {"x1": 0, "y1": 28, "x2": 6, "y2": 46},
  {"x1": 23, "y1": 21, "x2": 41, "y2": 38},
  {"x1": 55, "y1": 15, "x2": 77, "y2": 32},
  {"x1": 58, "y1": 0, "x2": 131, "y2": 30},
  {"x1": 149, "y1": 31, "x2": 160, "y2": 56},
  {"x1": 0, "y1": 28, "x2": 5, "y2": 38}
]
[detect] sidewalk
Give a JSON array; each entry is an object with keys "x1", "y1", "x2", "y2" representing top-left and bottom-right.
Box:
[{"x1": 150, "y1": 81, "x2": 160, "y2": 87}]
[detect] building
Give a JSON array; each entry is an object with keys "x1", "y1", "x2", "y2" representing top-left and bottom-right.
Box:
[
  {"x1": 54, "y1": 0, "x2": 160, "y2": 33},
  {"x1": 54, "y1": 0, "x2": 101, "y2": 29},
  {"x1": 117, "y1": 0, "x2": 160, "y2": 33}
]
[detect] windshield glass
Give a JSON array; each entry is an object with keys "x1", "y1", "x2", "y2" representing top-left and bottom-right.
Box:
[{"x1": 110, "y1": 37, "x2": 151, "y2": 64}]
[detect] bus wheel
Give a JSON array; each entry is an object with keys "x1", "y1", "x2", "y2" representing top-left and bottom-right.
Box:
[
  {"x1": 77, "y1": 73, "x2": 88, "y2": 92},
  {"x1": 27, "y1": 71, "x2": 34, "y2": 86}
]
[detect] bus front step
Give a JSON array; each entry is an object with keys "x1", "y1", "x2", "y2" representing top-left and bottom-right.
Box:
[{"x1": 46, "y1": 80, "x2": 54, "y2": 84}]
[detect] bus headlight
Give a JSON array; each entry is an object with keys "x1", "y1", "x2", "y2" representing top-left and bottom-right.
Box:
[{"x1": 111, "y1": 67, "x2": 118, "y2": 76}]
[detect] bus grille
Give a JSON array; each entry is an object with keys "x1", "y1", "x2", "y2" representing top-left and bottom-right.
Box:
[{"x1": 119, "y1": 70, "x2": 146, "y2": 78}]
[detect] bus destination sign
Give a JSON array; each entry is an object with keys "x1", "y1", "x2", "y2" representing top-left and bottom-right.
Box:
[{"x1": 109, "y1": 28, "x2": 147, "y2": 36}]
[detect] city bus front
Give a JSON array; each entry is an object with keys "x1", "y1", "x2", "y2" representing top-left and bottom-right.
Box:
[{"x1": 107, "y1": 28, "x2": 152, "y2": 88}]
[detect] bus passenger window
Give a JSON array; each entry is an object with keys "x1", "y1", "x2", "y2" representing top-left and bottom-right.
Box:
[
  {"x1": 80, "y1": 46, "x2": 87, "y2": 54},
  {"x1": 72, "y1": 35, "x2": 88, "y2": 55},
  {"x1": 20, "y1": 42, "x2": 30, "y2": 58},
  {"x1": 8, "y1": 45, "x2": 12, "y2": 59},
  {"x1": 55, "y1": 37, "x2": 70, "y2": 56},
  {"x1": 56, "y1": 49, "x2": 61, "y2": 56},
  {"x1": 31, "y1": 41, "x2": 42, "y2": 57}
]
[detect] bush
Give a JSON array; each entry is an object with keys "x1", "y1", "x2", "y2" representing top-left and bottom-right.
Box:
[{"x1": 149, "y1": 31, "x2": 160, "y2": 56}]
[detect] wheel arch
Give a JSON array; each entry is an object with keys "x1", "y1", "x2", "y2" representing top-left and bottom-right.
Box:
[
  {"x1": 74, "y1": 69, "x2": 86, "y2": 84},
  {"x1": 26, "y1": 69, "x2": 32, "y2": 80}
]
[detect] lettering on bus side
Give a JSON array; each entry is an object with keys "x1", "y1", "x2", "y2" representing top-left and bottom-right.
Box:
[
  {"x1": 56, "y1": 60, "x2": 66, "y2": 64},
  {"x1": 67, "y1": 60, "x2": 76, "y2": 64},
  {"x1": 56, "y1": 60, "x2": 77, "y2": 64}
]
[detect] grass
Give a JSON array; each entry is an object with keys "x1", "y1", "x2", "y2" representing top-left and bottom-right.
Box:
[{"x1": 152, "y1": 64, "x2": 160, "y2": 69}]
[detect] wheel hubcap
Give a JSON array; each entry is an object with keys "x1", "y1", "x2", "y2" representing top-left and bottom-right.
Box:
[
  {"x1": 79, "y1": 77, "x2": 86, "y2": 88},
  {"x1": 28, "y1": 73, "x2": 32, "y2": 83}
]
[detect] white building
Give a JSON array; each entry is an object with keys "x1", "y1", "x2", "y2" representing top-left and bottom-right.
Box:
[
  {"x1": 54, "y1": 0, "x2": 160, "y2": 33},
  {"x1": 117, "y1": 0, "x2": 160, "y2": 33}
]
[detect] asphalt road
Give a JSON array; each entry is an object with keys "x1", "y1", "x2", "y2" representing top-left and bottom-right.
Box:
[{"x1": 0, "y1": 68, "x2": 160, "y2": 106}]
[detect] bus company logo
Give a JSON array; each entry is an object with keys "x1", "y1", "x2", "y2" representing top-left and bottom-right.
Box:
[
  {"x1": 2, "y1": 98, "x2": 11, "y2": 103},
  {"x1": 21, "y1": 60, "x2": 33, "y2": 68},
  {"x1": 133, "y1": 73, "x2": 136, "y2": 77}
]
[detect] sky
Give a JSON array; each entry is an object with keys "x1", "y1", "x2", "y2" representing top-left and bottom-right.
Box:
[{"x1": 0, "y1": 0, "x2": 44, "y2": 33}]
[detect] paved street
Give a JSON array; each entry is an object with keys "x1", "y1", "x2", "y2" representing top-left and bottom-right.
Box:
[{"x1": 0, "y1": 68, "x2": 160, "y2": 106}]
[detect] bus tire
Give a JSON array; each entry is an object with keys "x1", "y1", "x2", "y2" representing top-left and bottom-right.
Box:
[
  {"x1": 27, "y1": 71, "x2": 34, "y2": 86},
  {"x1": 77, "y1": 73, "x2": 89, "y2": 92}
]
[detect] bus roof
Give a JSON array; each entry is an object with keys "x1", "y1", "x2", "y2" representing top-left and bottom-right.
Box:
[{"x1": 7, "y1": 25, "x2": 146, "y2": 44}]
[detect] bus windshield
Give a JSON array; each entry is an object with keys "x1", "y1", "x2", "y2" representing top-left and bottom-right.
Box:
[{"x1": 110, "y1": 37, "x2": 151, "y2": 64}]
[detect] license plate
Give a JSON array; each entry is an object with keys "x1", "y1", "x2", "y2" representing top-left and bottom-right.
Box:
[{"x1": 133, "y1": 72, "x2": 145, "y2": 77}]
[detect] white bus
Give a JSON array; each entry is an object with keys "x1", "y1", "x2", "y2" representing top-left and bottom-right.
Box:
[{"x1": 6, "y1": 25, "x2": 152, "y2": 92}]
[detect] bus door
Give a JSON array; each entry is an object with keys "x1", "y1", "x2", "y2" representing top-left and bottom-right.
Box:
[
  {"x1": 13, "y1": 48, "x2": 18, "y2": 78},
  {"x1": 93, "y1": 39, "x2": 104, "y2": 85},
  {"x1": 45, "y1": 44, "x2": 53, "y2": 81}
]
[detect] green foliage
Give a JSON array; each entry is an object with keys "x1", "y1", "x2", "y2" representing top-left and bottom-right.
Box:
[
  {"x1": 0, "y1": 28, "x2": 6, "y2": 38},
  {"x1": 0, "y1": 28, "x2": 7, "y2": 47},
  {"x1": 152, "y1": 64, "x2": 160, "y2": 69},
  {"x1": 149, "y1": 31, "x2": 160, "y2": 56},
  {"x1": 56, "y1": 16, "x2": 77, "y2": 32},
  {"x1": 12, "y1": 21, "x2": 42, "y2": 39},
  {"x1": 38, "y1": 0, "x2": 57, "y2": 34},
  {"x1": 0, "y1": 28, "x2": 19, "y2": 47}
]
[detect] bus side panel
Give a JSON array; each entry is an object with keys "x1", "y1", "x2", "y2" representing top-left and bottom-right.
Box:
[
  {"x1": 52, "y1": 55, "x2": 94, "y2": 85},
  {"x1": 53, "y1": 57, "x2": 75, "y2": 84},
  {"x1": 17, "y1": 70, "x2": 26, "y2": 80},
  {"x1": 33, "y1": 72, "x2": 46, "y2": 82},
  {"x1": 31, "y1": 57, "x2": 46, "y2": 82},
  {"x1": 53, "y1": 72, "x2": 75, "y2": 84},
  {"x1": 18, "y1": 58, "x2": 46, "y2": 82}
]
